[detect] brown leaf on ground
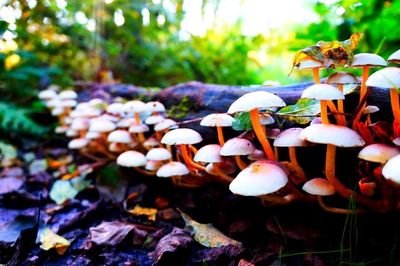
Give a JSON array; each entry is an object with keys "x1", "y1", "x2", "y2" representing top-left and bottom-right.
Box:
[
  {"x1": 89, "y1": 221, "x2": 148, "y2": 246},
  {"x1": 153, "y1": 227, "x2": 193, "y2": 265}
]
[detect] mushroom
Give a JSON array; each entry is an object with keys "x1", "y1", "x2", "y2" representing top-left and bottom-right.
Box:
[
  {"x1": 117, "y1": 150, "x2": 152, "y2": 176},
  {"x1": 227, "y1": 91, "x2": 286, "y2": 160},
  {"x1": 200, "y1": 113, "x2": 234, "y2": 145},
  {"x1": 247, "y1": 149, "x2": 267, "y2": 161},
  {"x1": 128, "y1": 124, "x2": 150, "y2": 143},
  {"x1": 146, "y1": 147, "x2": 172, "y2": 162},
  {"x1": 388, "y1": 49, "x2": 400, "y2": 64},
  {"x1": 302, "y1": 178, "x2": 360, "y2": 214},
  {"x1": 194, "y1": 144, "x2": 232, "y2": 183},
  {"x1": 107, "y1": 130, "x2": 132, "y2": 153},
  {"x1": 366, "y1": 67, "x2": 400, "y2": 137},
  {"x1": 363, "y1": 105, "x2": 379, "y2": 125},
  {"x1": 273, "y1": 128, "x2": 308, "y2": 184},
  {"x1": 146, "y1": 101, "x2": 166, "y2": 115},
  {"x1": 161, "y1": 128, "x2": 205, "y2": 174},
  {"x1": 301, "y1": 84, "x2": 344, "y2": 125},
  {"x1": 59, "y1": 90, "x2": 78, "y2": 100},
  {"x1": 326, "y1": 71, "x2": 359, "y2": 125},
  {"x1": 68, "y1": 138, "x2": 89, "y2": 150},
  {"x1": 299, "y1": 123, "x2": 388, "y2": 211},
  {"x1": 349, "y1": 53, "x2": 387, "y2": 104},
  {"x1": 38, "y1": 89, "x2": 58, "y2": 101},
  {"x1": 229, "y1": 160, "x2": 296, "y2": 205},
  {"x1": 71, "y1": 118, "x2": 90, "y2": 137},
  {"x1": 154, "y1": 118, "x2": 178, "y2": 141},
  {"x1": 220, "y1": 137, "x2": 255, "y2": 170},
  {"x1": 295, "y1": 56, "x2": 324, "y2": 84},
  {"x1": 382, "y1": 154, "x2": 400, "y2": 184},
  {"x1": 107, "y1": 102, "x2": 126, "y2": 117},
  {"x1": 145, "y1": 115, "x2": 165, "y2": 125},
  {"x1": 143, "y1": 137, "x2": 161, "y2": 150},
  {"x1": 156, "y1": 161, "x2": 202, "y2": 188}
]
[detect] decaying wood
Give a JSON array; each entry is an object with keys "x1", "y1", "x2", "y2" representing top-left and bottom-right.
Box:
[{"x1": 76, "y1": 80, "x2": 393, "y2": 120}]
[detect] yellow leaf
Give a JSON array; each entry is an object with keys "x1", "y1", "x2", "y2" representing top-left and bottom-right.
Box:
[
  {"x1": 128, "y1": 205, "x2": 158, "y2": 221},
  {"x1": 40, "y1": 228, "x2": 70, "y2": 255},
  {"x1": 179, "y1": 210, "x2": 242, "y2": 248}
]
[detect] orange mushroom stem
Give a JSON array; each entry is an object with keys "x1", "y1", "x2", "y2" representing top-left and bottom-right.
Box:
[
  {"x1": 313, "y1": 68, "x2": 320, "y2": 84},
  {"x1": 390, "y1": 88, "x2": 400, "y2": 124},
  {"x1": 235, "y1": 156, "x2": 248, "y2": 170},
  {"x1": 216, "y1": 126, "x2": 225, "y2": 145},
  {"x1": 360, "y1": 66, "x2": 370, "y2": 104},
  {"x1": 325, "y1": 144, "x2": 389, "y2": 212},
  {"x1": 288, "y1": 147, "x2": 307, "y2": 183},
  {"x1": 337, "y1": 84, "x2": 347, "y2": 126},
  {"x1": 212, "y1": 164, "x2": 233, "y2": 184},
  {"x1": 179, "y1": 144, "x2": 206, "y2": 172},
  {"x1": 320, "y1": 100, "x2": 329, "y2": 124},
  {"x1": 317, "y1": 196, "x2": 365, "y2": 214},
  {"x1": 249, "y1": 109, "x2": 276, "y2": 160}
]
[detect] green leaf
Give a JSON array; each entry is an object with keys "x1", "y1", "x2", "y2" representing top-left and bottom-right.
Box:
[
  {"x1": 232, "y1": 112, "x2": 253, "y2": 131},
  {"x1": 277, "y1": 98, "x2": 320, "y2": 124},
  {"x1": 49, "y1": 176, "x2": 90, "y2": 204}
]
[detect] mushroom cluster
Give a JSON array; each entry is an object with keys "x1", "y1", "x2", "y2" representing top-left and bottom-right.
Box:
[{"x1": 39, "y1": 47, "x2": 400, "y2": 214}]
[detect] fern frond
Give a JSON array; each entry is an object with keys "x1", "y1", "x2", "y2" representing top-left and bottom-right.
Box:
[{"x1": 0, "y1": 101, "x2": 49, "y2": 136}]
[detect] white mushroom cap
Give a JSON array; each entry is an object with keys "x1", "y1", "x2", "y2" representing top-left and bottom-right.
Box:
[
  {"x1": 145, "y1": 160, "x2": 164, "y2": 171},
  {"x1": 302, "y1": 178, "x2": 335, "y2": 196},
  {"x1": 310, "y1": 117, "x2": 322, "y2": 125},
  {"x1": 68, "y1": 138, "x2": 89, "y2": 149},
  {"x1": 107, "y1": 130, "x2": 132, "y2": 143},
  {"x1": 206, "y1": 161, "x2": 237, "y2": 175},
  {"x1": 85, "y1": 131, "x2": 101, "y2": 140},
  {"x1": 393, "y1": 137, "x2": 400, "y2": 146},
  {"x1": 200, "y1": 113, "x2": 234, "y2": 127},
  {"x1": 146, "y1": 148, "x2": 172, "y2": 161},
  {"x1": 59, "y1": 90, "x2": 78, "y2": 100},
  {"x1": 117, "y1": 118, "x2": 136, "y2": 128},
  {"x1": 274, "y1": 128, "x2": 308, "y2": 147},
  {"x1": 247, "y1": 149, "x2": 267, "y2": 161},
  {"x1": 117, "y1": 151, "x2": 147, "y2": 167},
  {"x1": 51, "y1": 107, "x2": 65, "y2": 116},
  {"x1": 89, "y1": 119, "x2": 116, "y2": 133},
  {"x1": 382, "y1": 154, "x2": 400, "y2": 184},
  {"x1": 55, "y1": 126, "x2": 68, "y2": 134},
  {"x1": 143, "y1": 137, "x2": 160, "y2": 148},
  {"x1": 66, "y1": 129, "x2": 79, "y2": 137},
  {"x1": 358, "y1": 143, "x2": 400, "y2": 164},
  {"x1": 388, "y1": 49, "x2": 400, "y2": 64},
  {"x1": 129, "y1": 124, "x2": 150, "y2": 133},
  {"x1": 145, "y1": 115, "x2": 165, "y2": 125},
  {"x1": 363, "y1": 105, "x2": 379, "y2": 115},
  {"x1": 109, "y1": 142, "x2": 125, "y2": 153},
  {"x1": 366, "y1": 67, "x2": 400, "y2": 89},
  {"x1": 154, "y1": 119, "x2": 178, "y2": 131},
  {"x1": 229, "y1": 160, "x2": 288, "y2": 196},
  {"x1": 161, "y1": 128, "x2": 202, "y2": 145},
  {"x1": 259, "y1": 113, "x2": 275, "y2": 125},
  {"x1": 61, "y1": 99, "x2": 78, "y2": 108},
  {"x1": 220, "y1": 138, "x2": 255, "y2": 156},
  {"x1": 39, "y1": 89, "x2": 58, "y2": 100},
  {"x1": 79, "y1": 107, "x2": 102, "y2": 118},
  {"x1": 300, "y1": 124, "x2": 365, "y2": 147},
  {"x1": 89, "y1": 98, "x2": 105, "y2": 106},
  {"x1": 350, "y1": 53, "x2": 387, "y2": 68},
  {"x1": 146, "y1": 101, "x2": 166, "y2": 112},
  {"x1": 46, "y1": 98, "x2": 61, "y2": 108},
  {"x1": 71, "y1": 118, "x2": 89, "y2": 131},
  {"x1": 295, "y1": 57, "x2": 324, "y2": 70},
  {"x1": 227, "y1": 91, "x2": 286, "y2": 114},
  {"x1": 326, "y1": 71, "x2": 359, "y2": 84},
  {"x1": 301, "y1": 84, "x2": 344, "y2": 100},
  {"x1": 194, "y1": 144, "x2": 222, "y2": 163},
  {"x1": 107, "y1": 102, "x2": 126, "y2": 115},
  {"x1": 156, "y1": 161, "x2": 190, "y2": 177},
  {"x1": 96, "y1": 114, "x2": 119, "y2": 122},
  {"x1": 124, "y1": 100, "x2": 148, "y2": 113}
]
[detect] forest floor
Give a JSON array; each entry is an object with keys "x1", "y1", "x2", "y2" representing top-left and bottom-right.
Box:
[{"x1": 1, "y1": 133, "x2": 400, "y2": 266}]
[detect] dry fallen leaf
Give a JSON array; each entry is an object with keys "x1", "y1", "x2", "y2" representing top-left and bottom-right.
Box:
[
  {"x1": 153, "y1": 227, "x2": 193, "y2": 265},
  {"x1": 40, "y1": 227, "x2": 70, "y2": 255},
  {"x1": 89, "y1": 221, "x2": 147, "y2": 246},
  {"x1": 128, "y1": 205, "x2": 158, "y2": 221},
  {"x1": 179, "y1": 210, "x2": 242, "y2": 248}
]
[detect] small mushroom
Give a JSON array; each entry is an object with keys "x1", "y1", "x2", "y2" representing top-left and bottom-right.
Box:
[
  {"x1": 200, "y1": 113, "x2": 234, "y2": 145},
  {"x1": 220, "y1": 137, "x2": 255, "y2": 170}
]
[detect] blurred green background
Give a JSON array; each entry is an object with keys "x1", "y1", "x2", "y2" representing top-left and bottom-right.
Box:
[{"x1": 0, "y1": 0, "x2": 399, "y2": 136}]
